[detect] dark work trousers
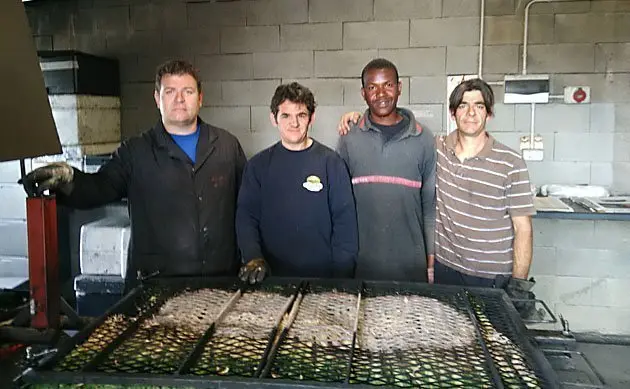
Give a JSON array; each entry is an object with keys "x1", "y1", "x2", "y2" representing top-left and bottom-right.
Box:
[{"x1": 434, "y1": 260, "x2": 508, "y2": 288}]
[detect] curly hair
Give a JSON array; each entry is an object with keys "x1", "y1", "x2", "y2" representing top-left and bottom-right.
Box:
[
  {"x1": 361, "y1": 58, "x2": 399, "y2": 88},
  {"x1": 270, "y1": 82, "x2": 317, "y2": 119},
  {"x1": 155, "y1": 59, "x2": 202, "y2": 93}
]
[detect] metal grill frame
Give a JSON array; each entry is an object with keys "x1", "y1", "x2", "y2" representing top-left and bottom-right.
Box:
[{"x1": 21, "y1": 277, "x2": 559, "y2": 389}]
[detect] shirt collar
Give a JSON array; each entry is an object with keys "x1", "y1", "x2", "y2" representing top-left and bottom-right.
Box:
[{"x1": 445, "y1": 130, "x2": 495, "y2": 159}]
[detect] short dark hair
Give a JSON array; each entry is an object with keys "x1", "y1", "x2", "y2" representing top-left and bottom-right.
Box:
[
  {"x1": 361, "y1": 58, "x2": 399, "y2": 87},
  {"x1": 270, "y1": 82, "x2": 317, "y2": 119},
  {"x1": 449, "y1": 78, "x2": 495, "y2": 116},
  {"x1": 155, "y1": 59, "x2": 202, "y2": 93}
]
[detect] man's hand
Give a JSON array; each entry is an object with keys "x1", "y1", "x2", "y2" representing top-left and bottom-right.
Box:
[
  {"x1": 238, "y1": 258, "x2": 270, "y2": 284},
  {"x1": 427, "y1": 267, "x2": 434, "y2": 284},
  {"x1": 337, "y1": 112, "x2": 362, "y2": 136},
  {"x1": 18, "y1": 162, "x2": 74, "y2": 197}
]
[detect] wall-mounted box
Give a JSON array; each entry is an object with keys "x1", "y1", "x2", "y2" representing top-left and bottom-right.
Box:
[{"x1": 504, "y1": 74, "x2": 550, "y2": 104}]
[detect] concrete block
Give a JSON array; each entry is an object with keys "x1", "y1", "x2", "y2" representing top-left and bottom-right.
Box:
[
  {"x1": 0, "y1": 256, "x2": 28, "y2": 278},
  {"x1": 530, "y1": 275, "x2": 556, "y2": 306},
  {"x1": 613, "y1": 133, "x2": 630, "y2": 162},
  {"x1": 411, "y1": 18, "x2": 479, "y2": 47},
  {"x1": 530, "y1": 246, "x2": 557, "y2": 276},
  {"x1": 199, "y1": 107, "x2": 251, "y2": 133},
  {"x1": 591, "y1": 279, "x2": 630, "y2": 308},
  {"x1": 341, "y1": 77, "x2": 410, "y2": 106},
  {"x1": 162, "y1": 29, "x2": 221, "y2": 56},
  {"x1": 589, "y1": 103, "x2": 616, "y2": 133},
  {"x1": 289, "y1": 79, "x2": 344, "y2": 105},
  {"x1": 247, "y1": 0, "x2": 308, "y2": 25},
  {"x1": 378, "y1": 48, "x2": 446, "y2": 76},
  {"x1": 121, "y1": 83, "x2": 154, "y2": 111},
  {"x1": 483, "y1": 45, "x2": 519, "y2": 74},
  {"x1": 492, "y1": 132, "x2": 554, "y2": 161},
  {"x1": 201, "y1": 82, "x2": 223, "y2": 107},
  {"x1": 220, "y1": 80, "x2": 280, "y2": 107},
  {"x1": 33, "y1": 35, "x2": 53, "y2": 51},
  {"x1": 590, "y1": 163, "x2": 613, "y2": 188},
  {"x1": 555, "y1": 14, "x2": 616, "y2": 44},
  {"x1": 0, "y1": 161, "x2": 23, "y2": 184},
  {"x1": 281, "y1": 23, "x2": 342, "y2": 51},
  {"x1": 93, "y1": 6, "x2": 130, "y2": 35},
  {"x1": 614, "y1": 14, "x2": 630, "y2": 42},
  {"x1": 554, "y1": 133, "x2": 614, "y2": 163},
  {"x1": 446, "y1": 46, "x2": 478, "y2": 75},
  {"x1": 552, "y1": 73, "x2": 630, "y2": 103},
  {"x1": 486, "y1": 15, "x2": 553, "y2": 45},
  {"x1": 485, "y1": 104, "x2": 515, "y2": 133},
  {"x1": 596, "y1": 43, "x2": 630, "y2": 73},
  {"x1": 308, "y1": 0, "x2": 373, "y2": 23},
  {"x1": 251, "y1": 106, "x2": 278, "y2": 135},
  {"x1": 130, "y1": 55, "x2": 177, "y2": 83},
  {"x1": 442, "y1": 0, "x2": 480, "y2": 17},
  {"x1": 593, "y1": 220, "x2": 630, "y2": 250},
  {"x1": 555, "y1": 248, "x2": 630, "y2": 279},
  {"x1": 522, "y1": 1, "x2": 590, "y2": 14},
  {"x1": 197, "y1": 54, "x2": 253, "y2": 81},
  {"x1": 524, "y1": 44, "x2": 595, "y2": 74},
  {"x1": 612, "y1": 162, "x2": 630, "y2": 193},
  {"x1": 310, "y1": 105, "x2": 364, "y2": 150},
  {"x1": 591, "y1": 1, "x2": 630, "y2": 12},
  {"x1": 105, "y1": 31, "x2": 158, "y2": 55},
  {"x1": 0, "y1": 185, "x2": 26, "y2": 220},
  {"x1": 553, "y1": 303, "x2": 630, "y2": 334},
  {"x1": 528, "y1": 161, "x2": 591, "y2": 186},
  {"x1": 188, "y1": 1, "x2": 246, "y2": 27},
  {"x1": 410, "y1": 76, "x2": 446, "y2": 104},
  {"x1": 55, "y1": 33, "x2": 107, "y2": 55},
  {"x1": 221, "y1": 26, "x2": 279, "y2": 54},
  {"x1": 122, "y1": 108, "x2": 157, "y2": 138},
  {"x1": 0, "y1": 220, "x2": 27, "y2": 257},
  {"x1": 484, "y1": 0, "x2": 517, "y2": 16},
  {"x1": 514, "y1": 104, "x2": 590, "y2": 134},
  {"x1": 249, "y1": 131, "x2": 282, "y2": 157},
  {"x1": 408, "y1": 104, "x2": 444, "y2": 135},
  {"x1": 555, "y1": 276, "x2": 593, "y2": 306},
  {"x1": 130, "y1": 3, "x2": 187, "y2": 31},
  {"x1": 344, "y1": 21, "x2": 409, "y2": 50},
  {"x1": 315, "y1": 50, "x2": 378, "y2": 78},
  {"x1": 253, "y1": 51, "x2": 313, "y2": 79},
  {"x1": 374, "y1": 0, "x2": 441, "y2": 20},
  {"x1": 616, "y1": 103, "x2": 630, "y2": 132},
  {"x1": 532, "y1": 219, "x2": 594, "y2": 249}
]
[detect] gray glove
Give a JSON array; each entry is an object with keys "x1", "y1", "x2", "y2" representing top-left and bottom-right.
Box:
[
  {"x1": 503, "y1": 276, "x2": 538, "y2": 319},
  {"x1": 238, "y1": 258, "x2": 270, "y2": 284},
  {"x1": 18, "y1": 162, "x2": 74, "y2": 197}
]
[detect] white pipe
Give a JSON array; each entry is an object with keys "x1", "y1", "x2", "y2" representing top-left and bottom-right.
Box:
[
  {"x1": 522, "y1": 0, "x2": 551, "y2": 75},
  {"x1": 478, "y1": 0, "x2": 485, "y2": 78},
  {"x1": 530, "y1": 103, "x2": 536, "y2": 148}
]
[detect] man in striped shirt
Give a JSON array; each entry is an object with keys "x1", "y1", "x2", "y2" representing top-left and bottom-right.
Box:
[{"x1": 434, "y1": 78, "x2": 535, "y2": 287}]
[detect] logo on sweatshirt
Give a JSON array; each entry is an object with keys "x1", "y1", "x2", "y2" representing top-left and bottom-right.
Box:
[{"x1": 302, "y1": 175, "x2": 323, "y2": 192}]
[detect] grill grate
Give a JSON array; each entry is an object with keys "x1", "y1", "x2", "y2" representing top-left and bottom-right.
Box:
[{"x1": 23, "y1": 278, "x2": 557, "y2": 389}]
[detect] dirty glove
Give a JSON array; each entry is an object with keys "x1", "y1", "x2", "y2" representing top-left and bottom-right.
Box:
[
  {"x1": 502, "y1": 276, "x2": 538, "y2": 319},
  {"x1": 238, "y1": 258, "x2": 270, "y2": 284},
  {"x1": 18, "y1": 162, "x2": 74, "y2": 197}
]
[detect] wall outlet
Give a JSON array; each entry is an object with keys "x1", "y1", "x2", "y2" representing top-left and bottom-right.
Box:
[
  {"x1": 522, "y1": 148, "x2": 544, "y2": 161},
  {"x1": 564, "y1": 86, "x2": 590, "y2": 104}
]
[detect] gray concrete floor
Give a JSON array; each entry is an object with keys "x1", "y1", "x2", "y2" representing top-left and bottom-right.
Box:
[{"x1": 576, "y1": 342, "x2": 630, "y2": 389}]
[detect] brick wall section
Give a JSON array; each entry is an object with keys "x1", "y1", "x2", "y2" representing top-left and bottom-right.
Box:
[{"x1": 18, "y1": 0, "x2": 630, "y2": 334}]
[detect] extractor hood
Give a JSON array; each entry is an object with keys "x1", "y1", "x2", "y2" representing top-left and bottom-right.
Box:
[{"x1": 0, "y1": 0, "x2": 61, "y2": 162}]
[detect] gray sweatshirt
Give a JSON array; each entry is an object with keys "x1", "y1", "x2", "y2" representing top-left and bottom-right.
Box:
[{"x1": 336, "y1": 108, "x2": 436, "y2": 282}]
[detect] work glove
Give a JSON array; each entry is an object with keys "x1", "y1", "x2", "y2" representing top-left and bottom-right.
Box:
[
  {"x1": 18, "y1": 162, "x2": 74, "y2": 197},
  {"x1": 238, "y1": 258, "x2": 270, "y2": 285},
  {"x1": 498, "y1": 276, "x2": 539, "y2": 320}
]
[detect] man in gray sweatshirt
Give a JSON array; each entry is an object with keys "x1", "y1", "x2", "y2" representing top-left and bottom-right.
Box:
[{"x1": 336, "y1": 58, "x2": 436, "y2": 282}]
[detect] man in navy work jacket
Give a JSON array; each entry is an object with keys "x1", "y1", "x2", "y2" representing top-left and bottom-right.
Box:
[
  {"x1": 236, "y1": 82, "x2": 358, "y2": 284},
  {"x1": 19, "y1": 60, "x2": 247, "y2": 282},
  {"x1": 336, "y1": 58, "x2": 436, "y2": 282}
]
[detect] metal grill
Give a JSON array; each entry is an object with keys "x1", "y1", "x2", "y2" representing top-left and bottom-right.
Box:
[{"x1": 22, "y1": 278, "x2": 557, "y2": 389}]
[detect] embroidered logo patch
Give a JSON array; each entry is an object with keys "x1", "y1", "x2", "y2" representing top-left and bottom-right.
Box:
[{"x1": 302, "y1": 175, "x2": 323, "y2": 192}]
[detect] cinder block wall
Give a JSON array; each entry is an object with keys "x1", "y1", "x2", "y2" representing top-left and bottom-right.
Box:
[
  {"x1": 23, "y1": 0, "x2": 630, "y2": 193},
  {"x1": 21, "y1": 0, "x2": 630, "y2": 334}
]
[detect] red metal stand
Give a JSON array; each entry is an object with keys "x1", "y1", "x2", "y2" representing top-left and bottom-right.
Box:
[{"x1": 26, "y1": 196, "x2": 60, "y2": 330}]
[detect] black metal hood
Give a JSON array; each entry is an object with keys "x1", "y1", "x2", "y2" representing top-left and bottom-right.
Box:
[{"x1": 0, "y1": 0, "x2": 61, "y2": 162}]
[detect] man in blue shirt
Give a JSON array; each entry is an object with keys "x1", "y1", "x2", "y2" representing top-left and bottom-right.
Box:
[{"x1": 236, "y1": 82, "x2": 358, "y2": 283}]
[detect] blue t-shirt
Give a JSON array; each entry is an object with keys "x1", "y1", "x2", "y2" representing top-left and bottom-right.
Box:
[{"x1": 170, "y1": 126, "x2": 200, "y2": 163}]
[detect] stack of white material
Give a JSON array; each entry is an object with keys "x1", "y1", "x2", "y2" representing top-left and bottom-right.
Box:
[{"x1": 79, "y1": 214, "x2": 130, "y2": 278}]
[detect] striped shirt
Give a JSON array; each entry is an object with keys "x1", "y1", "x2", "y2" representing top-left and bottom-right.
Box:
[{"x1": 435, "y1": 131, "x2": 536, "y2": 278}]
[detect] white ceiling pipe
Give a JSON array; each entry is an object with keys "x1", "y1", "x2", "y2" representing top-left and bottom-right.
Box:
[
  {"x1": 478, "y1": 0, "x2": 485, "y2": 78},
  {"x1": 522, "y1": 0, "x2": 552, "y2": 75}
]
